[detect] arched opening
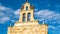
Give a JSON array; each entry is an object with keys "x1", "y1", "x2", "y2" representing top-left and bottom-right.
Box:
[
  {"x1": 27, "y1": 13, "x2": 30, "y2": 21},
  {"x1": 22, "y1": 13, "x2": 26, "y2": 21},
  {"x1": 26, "y1": 6, "x2": 28, "y2": 10}
]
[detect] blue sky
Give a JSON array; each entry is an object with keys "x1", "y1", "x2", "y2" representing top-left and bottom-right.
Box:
[{"x1": 0, "y1": 0, "x2": 60, "y2": 34}]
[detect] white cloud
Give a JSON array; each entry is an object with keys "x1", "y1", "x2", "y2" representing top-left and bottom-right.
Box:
[
  {"x1": 0, "y1": 5, "x2": 13, "y2": 24},
  {"x1": 0, "y1": 11, "x2": 5, "y2": 16},
  {"x1": 35, "y1": 10, "x2": 60, "y2": 24},
  {"x1": 0, "y1": 4, "x2": 21, "y2": 24},
  {"x1": 14, "y1": 9, "x2": 20, "y2": 15},
  {"x1": 14, "y1": 9, "x2": 20, "y2": 18},
  {"x1": 11, "y1": 20, "x2": 16, "y2": 23},
  {"x1": 34, "y1": 9, "x2": 60, "y2": 31},
  {"x1": 0, "y1": 17, "x2": 10, "y2": 24},
  {"x1": 0, "y1": 6, "x2": 11, "y2": 11},
  {"x1": 48, "y1": 25, "x2": 57, "y2": 29},
  {"x1": 48, "y1": 25, "x2": 60, "y2": 31},
  {"x1": 0, "y1": 4, "x2": 13, "y2": 13},
  {"x1": 2, "y1": 17, "x2": 10, "y2": 21}
]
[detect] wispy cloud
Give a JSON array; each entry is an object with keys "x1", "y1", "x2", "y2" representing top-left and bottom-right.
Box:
[
  {"x1": 14, "y1": 9, "x2": 20, "y2": 15},
  {"x1": 0, "y1": 4, "x2": 21, "y2": 24},
  {"x1": 34, "y1": 9, "x2": 60, "y2": 31},
  {"x1": 48, "y1": 25, "x2": 57, "y2": 30},
  {"x1": 0, "y1": 5, "x2": 12, "y2": 11},
  {"x1": 35, "y1": 10, "x2": 60, "y2": 24},
  {"x1": 0, "y1": 5, "x2": 13, "y2": 24},
  {"x1": 0, "y1": 17, "x2": 10, "y2": 24},
  {"x1": 48, "y1": 25, "x2": 60, "y2": 34}
]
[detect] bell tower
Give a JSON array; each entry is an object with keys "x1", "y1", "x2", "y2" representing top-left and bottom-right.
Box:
[
  {"x1": 7, "y1": 0, "x2": 48, "y2": 34},
  {"x1": 19, "y1": 0, "x2": 35, "y2": 22}
]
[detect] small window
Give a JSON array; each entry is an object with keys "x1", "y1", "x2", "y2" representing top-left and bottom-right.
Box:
[
  {"x1": 27, "y1": 13, "x2": 30, "y2": 21},
  {"x1": 22, "y1": 13, "x2": 26, "y2": 21},
  {"x1": 26, "y1": 6, "x2": 28, "y2": 10}
]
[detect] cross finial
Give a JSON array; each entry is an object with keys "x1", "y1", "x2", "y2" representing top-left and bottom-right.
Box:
[{"x1": 26, "y1": 0, "x2": 28, "y2": 2}]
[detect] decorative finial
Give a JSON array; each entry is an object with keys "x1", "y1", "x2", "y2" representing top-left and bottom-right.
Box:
[
  {"x1": 42, "y1": 21, "x2": 45, "y2": 24},
  {"x1": 26, "y1": 0, "x2": 28, "y2": 2}
]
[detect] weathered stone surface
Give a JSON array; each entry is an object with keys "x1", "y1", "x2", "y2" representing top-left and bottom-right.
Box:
[{"x1": 8, "y1": 21, "x2": 48, "y2": 34}]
